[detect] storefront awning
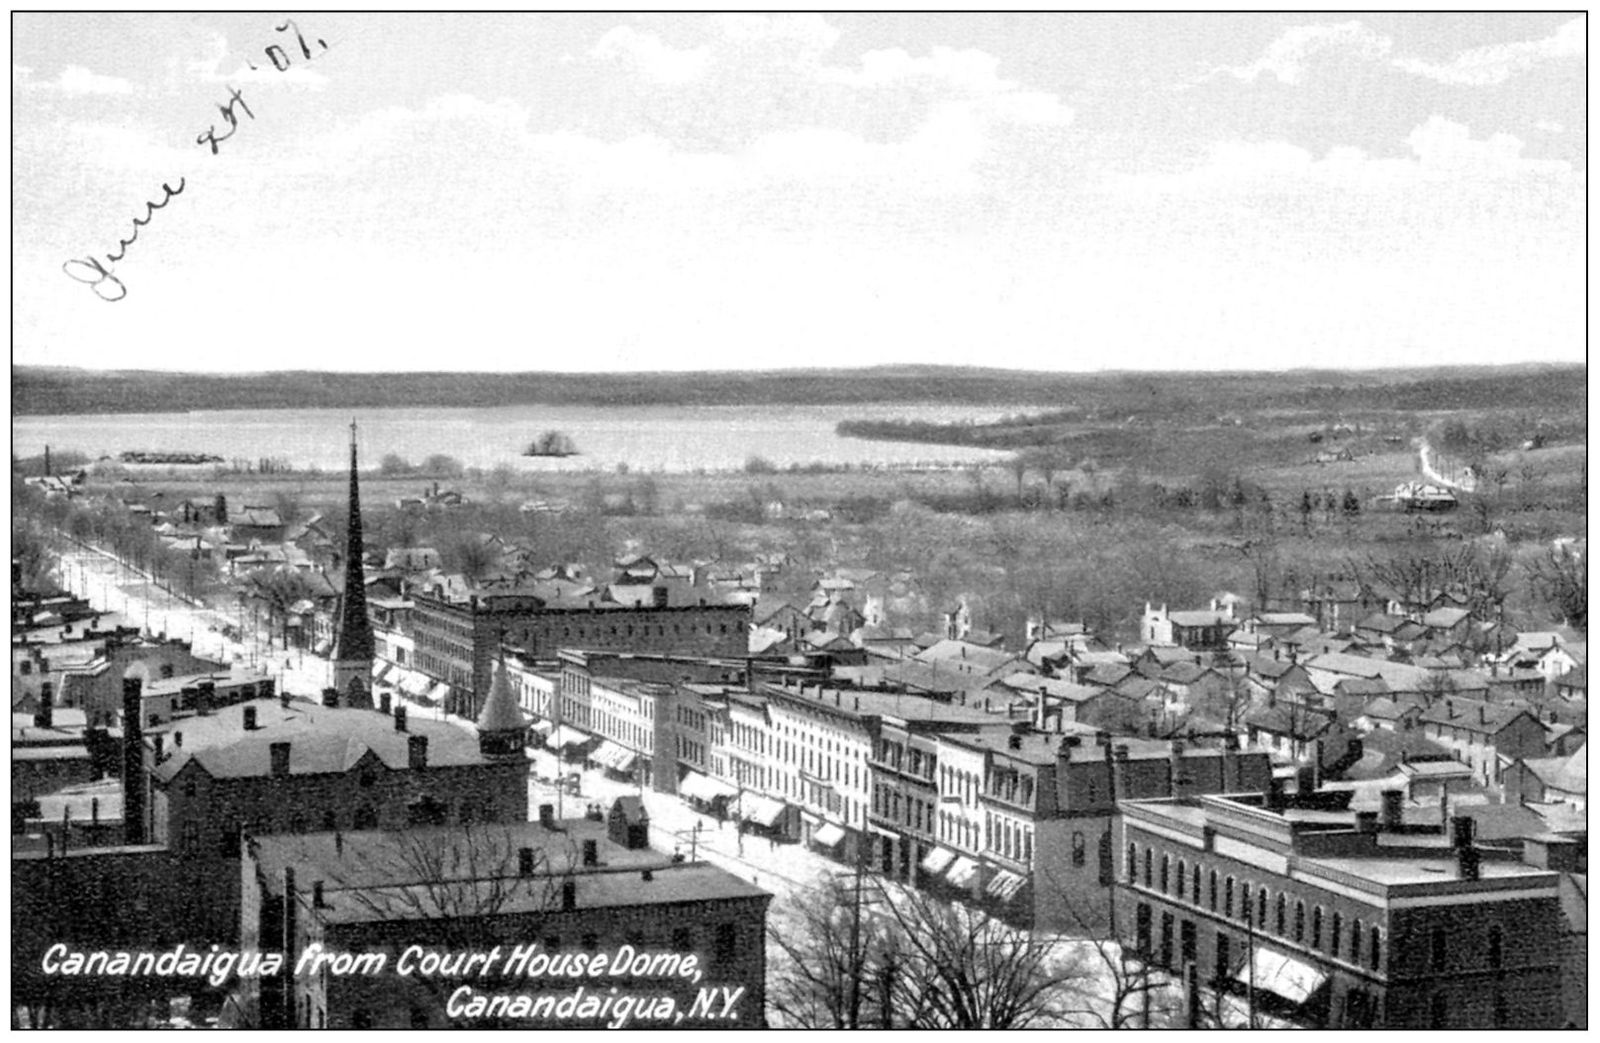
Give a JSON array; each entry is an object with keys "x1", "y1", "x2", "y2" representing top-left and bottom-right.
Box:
[
  {"x1": 946, "y1": 856, "x2": 980, "y2": 887},
  {"x1": 374, "y1": 663, "x2": 395, "y2": 684},
  {"x1": 812, "y1": 822, "x2": 847, "y2": 849},
  {"x1": 739, "y1": 794, "x2": 788, "y2": 828},
  {"x1": 529, "y1": 719, "x2": 555, "y2": 737},
  {"x1": 1237, "y1": 946, "x2": 1327, "y2": 1006},
  {"x1": 427, "y1": 682, "x2": 452, "y2": 706},
  {"x1": 985, "y1": 868, "x2": 1028, "y2": 901},
  {"x1": 679, "y1": 771, "x2": 737, "y2": 802},
  {"x1": 313, "y1": 639, "x2": 333, "y2": 657},
  {"x1": 920, "y1": 847, "x2": 957, "y2": 875},
  {"x1": 590, "y1": 740, "x2": 636, "y2": 772},
  {"x1": 550, "y1": 725, "x2": 592, "y2": 750}
]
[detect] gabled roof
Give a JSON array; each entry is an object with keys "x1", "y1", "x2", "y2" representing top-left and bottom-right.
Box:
[
  {"x1": 1421, "y1": 606, "x2": 1471, "y2": 629},
  {"x1": 1419, "y1": 699, "x2": 1538, "y2": 736},
  {"x1": 1083, "y1": 662, "x2": 1135, "y2": 687},
  {"x1": 1356, "y1": 612, "x2": 1406, "y2": 634}
]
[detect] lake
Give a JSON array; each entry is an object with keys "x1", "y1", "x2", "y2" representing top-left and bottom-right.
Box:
[{"x1": 11, "y1": 403, "x2": 1018, "y2": 473}]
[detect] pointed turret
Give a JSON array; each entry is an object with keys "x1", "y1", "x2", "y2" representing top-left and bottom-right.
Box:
[
  {"x1": 477, "y1": 654, "x2": 528, "y2": 759},
  {"x1": 331, "y1": 420, "x2": 375, "y2": 709}
]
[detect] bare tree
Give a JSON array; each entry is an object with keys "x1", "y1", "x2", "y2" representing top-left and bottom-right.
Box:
[
  {"x1": 1525, "y1": 543, "x2": 1587, "y2": 628},
  {"x1": 324, "y1": 824, "x2": 573, "y2": 1028}
]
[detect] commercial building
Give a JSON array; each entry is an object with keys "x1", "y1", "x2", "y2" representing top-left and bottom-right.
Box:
[
  {"x1": 239, "y1": 811, "x2": 771, "y2": 1029},
  {"x1": 1117, "y1": 788, "x2": 1568, "y2": 1028}
]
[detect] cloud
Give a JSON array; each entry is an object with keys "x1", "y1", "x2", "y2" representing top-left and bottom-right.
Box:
[
  {"x1": 1534, "y1": 119, "x2": 1565, "y2": 134},
  {"x1": 186, "y1": 32, "x2": 328, "y2": 90},
  {"x1": 1215, "y1": 17, "x2": 1584, "y2": 89},
  {"x1": 818, "y1": 45, "x2": 1074, "y2": 126},
  {"x1": 591, "y1": 26, "x2": 708, "y2": 85},
  {"x1": 18, "y1": 63, "x2": 135, "y2": 95},
  {"x1": 1212, "y1": 22, "x2": 1392, "y2": 85},
  {"x1": 1392, "y1": 16, "x2": 1584, "y2": 86}
]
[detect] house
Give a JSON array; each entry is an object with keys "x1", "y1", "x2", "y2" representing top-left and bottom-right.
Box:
[
  {"x1": 1420, "y1": 606, "x2": 1473, "y2": 643},
  {"x1": 1356, "y1": 697, "x2": 1424, "y2": 734},
  {"x1": 1418, "y1": 699, "x2": 1549, "y2": 788},
  {"x1": 1502, "y1": 745, "x2": 1586, "y2": 812},
  {"x1": 1141, "y1": 600, "x2": 1237, "y2": 651}
]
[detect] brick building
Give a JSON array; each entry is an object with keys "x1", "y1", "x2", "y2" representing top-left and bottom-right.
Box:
[
  {"x1": 1117, "y1": 789, "x2": 1567, "y2": 1028},
  {"x1": 409, "y1": 590, "x2": 750, "y2": 719},
  {"x1": 239, "y1": 814, "x2": 771, "y2": 1029}
]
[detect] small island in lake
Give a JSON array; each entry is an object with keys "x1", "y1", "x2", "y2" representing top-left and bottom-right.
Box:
[
  {"x1": 118, "y1": 450, "x2": 224, "y2": 465},
  {"x1": 523, "y1": 430, "x2": 579, "y2": 457}
]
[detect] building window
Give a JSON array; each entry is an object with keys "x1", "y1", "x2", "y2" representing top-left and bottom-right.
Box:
[
  {"x1": 1214, "y1": 931, "x2": 1231, "y2": 984},
  {"x1": 1192, "y1": 864, "x2": 1201, "y2": 903},
  {"x1": 1488, "y1": 925, "x2": 1503, "y2": 968},
  {"x1": 1430, "y1": 927, "x2": 1446, "y2": 970},
  {"x1": 1143, "y1": 848, "x2": 1153, "y2": 887},
  {"x1": 1159, "y1": 912, "x2": 1174, "y2": 970},
  {"x1": 1160, "y1": 855, "x2": 1170, "y2": 893},
  {"x1": 1256, "y1": 887, "x2": 1266, "y2": 929},
  {"x1": 1098, "y1": 831, "x2": 1113, "y2": 886},
  {"x1": 1312, "y1": 907, "x2": 1322, "y2": 950},
  {"x1": 1209, "y1": 870, "x2": 1218, "y2": 911},
  {"x1": 1430, "y1": 993, "x2": 1448, "y2": 1029},
  {"x1": 1331, "y1": 912, "x2": 1342, "y2": 956},
  {"x1": 1294, "y1": 901, "x2": 1305, "y2": 942},
  {"x1": 715, "y1": 923, "x2": 737, "y2": 966},
  {"x1": 1241, "y1": 883, "x2": 1252, "y2": 925},
  {"x1": 1071, "y1": 832, "x2": 1086, "y2": 867},
  {"x1": 1135, "y1": 903, "x2": 1152, "y2": 955},
  {"x1": 1493, "y1": 992, "x2": 1508, "y2": 1028},
  {"x1": 1176, "y1": 859, "x2": 1187, "y2": 899},
  {"x1": 1350, "y1": 918, "x2": 1362, "y2": 963},
  {"x1": 1127, "y1": 842, "x2": 1137, "y2": 883},
  {"x1": 1224, "y1": 877, "x2": 1234, "y2": 918},
  {"x1": 1275, "y1": 894, "x2": 1286, "y2": 935},
  {"x1": 1369, "y1": 928, "x2": 1382, "y2": 971}
]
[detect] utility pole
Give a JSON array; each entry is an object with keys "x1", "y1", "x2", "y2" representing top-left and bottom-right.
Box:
[{"x1": 847, "y1": 817, "x2": 865, "y2": 1029}]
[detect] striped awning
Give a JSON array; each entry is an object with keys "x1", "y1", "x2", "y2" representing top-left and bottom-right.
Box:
[
  {"x1": 812, "y1": 822, "x2": 847, "y2": 849},
  {"x1": 529, "y1": 719, "x2": 555, "y2": 737},
  {"x1": 590, "y1": 740, "x2": 636, "y2": 772},
  {"x1": 739, "y1": 794, "x2": 788, "y2": 828},
  {"x1": 920, "y1": 847, "x2": 957, "y2": 875},
  {"x1": 550, "y1": 725, "x2": 591, "y2": 750},
  {"x1": 680, "y1": 771, "x2": 737, "y2": 802},
  {"x1": 986, "y1": 868, "x2": 1028, "y2": 901},
  {"x1": 946, "y1": 856, "x2": 980, "y2": 888}
]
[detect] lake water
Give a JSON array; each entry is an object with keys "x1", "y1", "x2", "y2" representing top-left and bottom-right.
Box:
[{"x1": 12, "y1": 403, "x2": 1017, "y2": 474}]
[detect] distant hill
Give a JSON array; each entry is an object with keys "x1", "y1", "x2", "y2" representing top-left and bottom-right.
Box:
[{"x1": 10, "y1": 362, "x2": 1586, "y2": 417}]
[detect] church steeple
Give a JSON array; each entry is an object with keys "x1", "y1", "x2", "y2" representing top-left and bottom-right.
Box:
[{"x1": 331, "y1": 420, "x2": 375, "y2": 708}]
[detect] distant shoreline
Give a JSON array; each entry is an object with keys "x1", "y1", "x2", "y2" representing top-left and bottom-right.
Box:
[{"x1": 10, "y1": 362, "x2": 1583, "y2": 417}]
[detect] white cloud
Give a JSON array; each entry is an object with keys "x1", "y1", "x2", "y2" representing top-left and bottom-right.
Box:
[
  {"x1": 1535, "y1": 119, "x2": 1565, "y2": 134},
  {"x1": 187, "y1": 32, "x2": 328, "y2": 90},
  {"x1": 1213, "y1": 22, "x2": 1392, "y2": 85},
  {"x1": 590, "y1": 26, "x2": 708, "y2": 85},
  {"x1": 1393, "y1": 17, "x2": 1584, "y2": 86},
  {"x1": 18, "y1": 63, "x2": 135, "y2": 95},
  {"x1": 1216, "y1": 17, "x2": 1584, "y2": 89},
  {"x1": 818, "y1": 45, "x2": 1073, "y2": 126}
]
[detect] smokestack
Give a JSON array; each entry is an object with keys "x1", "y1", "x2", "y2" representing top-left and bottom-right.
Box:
[
  {"x1": 1380, "y1": 789, "x2": 1403, "y2": 829},
  {"x1": 121, "y1": 675, "x2": 146, "y2": 845}
]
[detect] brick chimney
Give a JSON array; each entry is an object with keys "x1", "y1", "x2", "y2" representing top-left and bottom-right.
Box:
[
  {"x1": 1380, "y1": 789, "x2": 1403, "y2": 830},
  {"x1": 243, "y1": 705, "x2": 258, "y2": 730},
  {"x1": 518, "y1": 847, "x2": 535, "y2": 876},
  {"x1": 394, "y1": 705, "x2": 408, "y2": 732},
  {"x1": 407, "y1": 734, "x2": 428, "y2": 769},
  {"x1": 582, "y1": 839, "x2": 599, "y2": 866},
  {"x1": 270, "y1": 742, "x2": 291, "y2": 776},
  {"x1": 538, "y1": 803, "x2": 555, "y2": 828},
  {"x1": 121, "y1": 674, "x2": 146, "y2": 845}
]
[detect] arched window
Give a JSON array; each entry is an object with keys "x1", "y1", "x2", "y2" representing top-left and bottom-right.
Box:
[
  {"x1": 1193, "y1": 865, "x2": 1201, "y2": 901},
  {"x1": 1143, "y1": 848, "x2": 1152, "y2": 887},
  {"x1": 1294, "y1": 901, "x2": 1305, "y2": 942},
  {"x1": 1160, "y1": 855, "x2": 1170, "y2": 893},
  {"x1": 1241, "y1": 883, "x2": 1252, "y2": 924},
  {"x1": 1257, "y1": 887, "x2": 1267, "y2": 929},
  {"x1": 1127, "y1": 842, "x2": 1137, "y2": 883},
  {"x1": 1071, "y1": 832, "x2": 1086, "y2": 867},
  {"x1": 1312, "y1": 906, "x2": 1323, "y2": 949},
  {"x1": 1430, "y1": 993, "x2": 1448, "y2": 1029},
  {"x1": 1276, "y1": 894, "x2": 1287, "y2": 935},
  {"x1": 1177, "y1": 859, "x2": 1187, "y2": 899},
  {"x1": 1331, "y1": 912, "x2": 1342, "y2": 955},
  {"x1": 1369, "y1": 927, "x2": 1382, "y2": 971},
  {"x1": 1224, "y1": 876, "x2": 1234, "y2": 918},
  {"x1": 1209, "y1": 870, "x2": 1218, "y2": 911},
  {"x1": 1488, "y1": 925, "x2": 1503, "y2": 968},
  {"x1": 1350, "y1": 918, "x2": 1362, "y2": 963}
]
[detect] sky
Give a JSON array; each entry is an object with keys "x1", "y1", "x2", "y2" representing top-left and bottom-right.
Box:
[{"x1": 11, "y1": 12, "x2": 1587, "y2": 373}]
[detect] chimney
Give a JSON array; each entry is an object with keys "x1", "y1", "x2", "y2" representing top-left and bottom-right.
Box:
[
  {"x1": 34, "y1": 687, "x2": 53, "y2": 730},
  {"x1": 1450, "y1": 815, "x2": 1475, "y2": 849},
  {"x1": 582, "y1": 839, "x2": 599, "y2": 866},
  {"x1": 270, "y1": 742, "x2": 291, "y2": 776},
  {"x1": 1355, "y1": 810, "x2": 1379, "y2": 834},
  {"x1": 539, "y1": 803, "x2": 555, "y2": 828},
  {"x1": 641, "y1": 868, "x2": 653, "y2": 882},
  {"x1": 394, "y1": 705, "x2": 408, "y2": 732},
  {"x1": 335, "y1": 831, "x2": 343, "y2": 856},
  {"x1": 312, "y1": 881, "x2": 325, "y2": 907},
  {"x1": 1478, "y1": 704, "x2": 1486, "y2": 725},
  {"x1": 1169, "y1": 739, "x2": 1186, "y2": 797},
  {"x1": 379, "y1": 691, "x2": 391, "y2": 714},
  {"x1": 196, "y1": 680, "x2": 216, "y2": 715},
  {"x1": 1380, "y1": 789, "x2": 1403, "y2": 829},
  {"x1": 1457, "y1": 845, "x2": 1482, "y2": 881},
  {"x1": 407, "y1": 735, "x2": 428, "y2": 769},
  {"x1": 322, "y1": 687, "x2": 339, "y2": 708},
  {"x1": 174, "y1": 731, "x2": 184, "y2": 748},
  {"x1": 243, "y1": 705, "x2": 258, "y2": 731},
  {"x1": 561, "y1": 878, "x2": 577, "y2": 910},
  {"x1": 518, "y1": 847, "x2": 535, "y2": 876},
  {"x1": 1267, "y1": 775, "x2": 1286, "y2": 810},
  {"x1": 154, "y1": 734, "x2": 165, "y2": 759},
  {"x1": 1008, "y1": 734, "x2": 1022, "y2": 751},
  {"x1": 1222, "y1": 742, "x2": 1240, "y2": 792},
  {"x1": 280, "y1": 687, "x2": 291, "y2": 709},
  {"x1": 121, "y1": 675, "x2": 146, "y2": 845}
]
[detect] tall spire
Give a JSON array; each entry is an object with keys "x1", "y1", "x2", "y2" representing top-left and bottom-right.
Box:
[
  {"x1": 477, "y1": 649, "x2": 528, "y2": 759},
  {"x1": 332, "y1": 419, "x2": 375, "y2": 707}
]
